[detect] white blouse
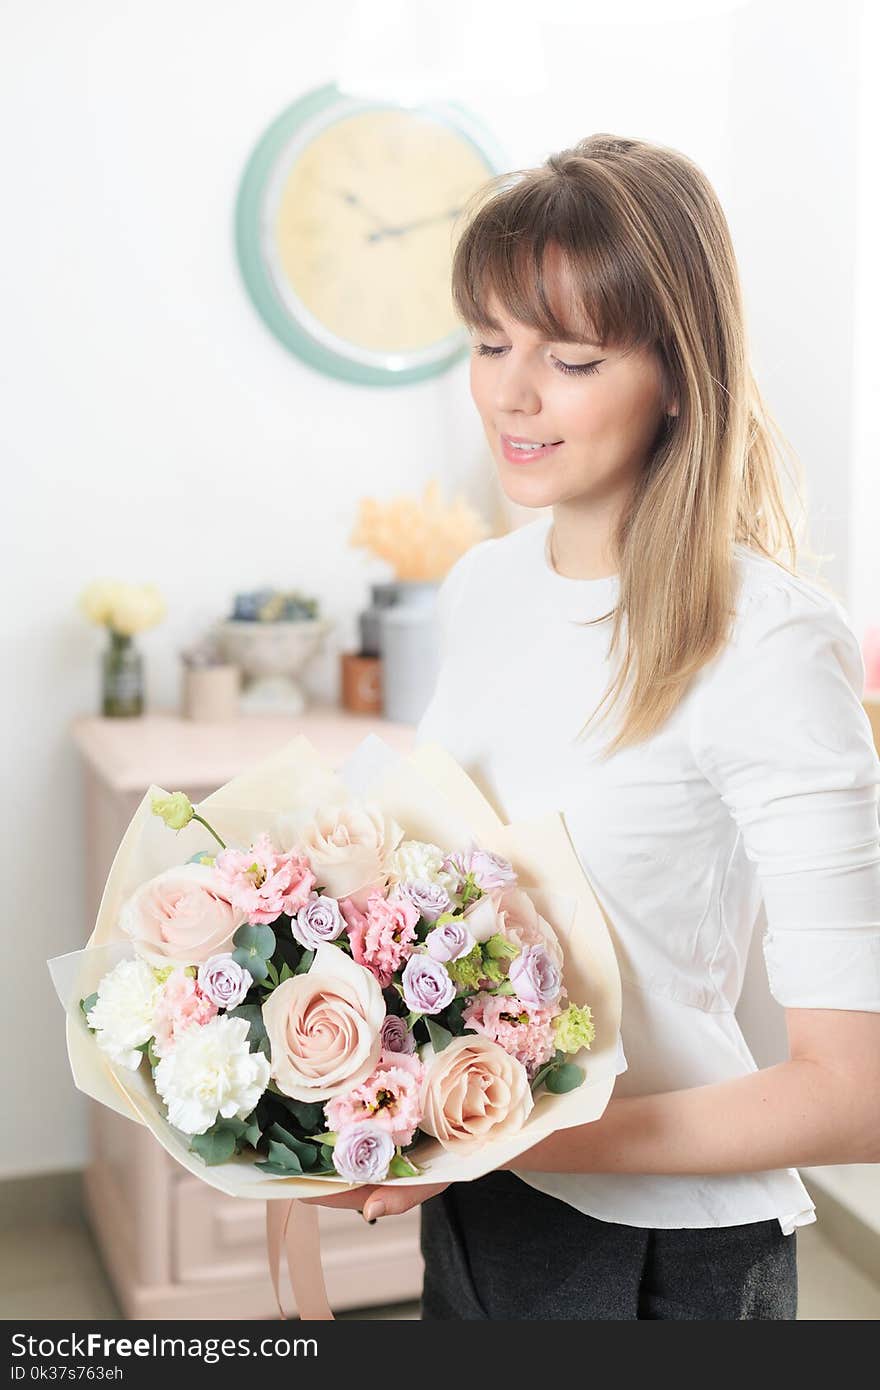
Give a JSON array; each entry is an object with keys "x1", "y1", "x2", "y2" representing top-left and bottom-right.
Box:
[{"x1": 413, "y1": 511, "x2": 880, "y2": 1234}]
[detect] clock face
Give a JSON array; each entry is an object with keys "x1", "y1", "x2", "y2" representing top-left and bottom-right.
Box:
[{"x1": 236, "y1": 85, "x2": 507, "y2": 384}]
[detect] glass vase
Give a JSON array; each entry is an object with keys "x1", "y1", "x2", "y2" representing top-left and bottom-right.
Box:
[{"x1": 102, "y1": 629, "x2": 144, "y2": 717}]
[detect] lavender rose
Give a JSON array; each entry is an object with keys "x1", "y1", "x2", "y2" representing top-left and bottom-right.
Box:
[
  {"x1": 425, "y1": 919, "x2": 476, "y2": 964},
  {"x1": 443, "y1": 845, "x2": 517, "y2": 893},
  {"x1": 332, "y1": 1121, "x2": 395, "y2": 1182},
  {"x1": 293, "y1": 893, "x2": 346, "y2": 950},
  {"x1": 196, "y1": 953, "x2": 253, "y2": 1009},
  {"x1": 402, "y1": 953, "x2": 456, "y2": 1015},
  {"x1": 400, "y1": 878, "x2": 451, "y2": 923},
  {"x1": 508, "y1": 943, "x2": 562, "y2": 1007},
  {"x1": 380, "y1": 1014, "x2": 416, "y2": 1055}
]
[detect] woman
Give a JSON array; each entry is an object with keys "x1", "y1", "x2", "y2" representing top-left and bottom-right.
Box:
[{"x1": 303, "y1": 134, "x2": 880, "y2": 1319}]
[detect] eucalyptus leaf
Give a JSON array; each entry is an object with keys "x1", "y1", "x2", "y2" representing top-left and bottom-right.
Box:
[
  {"x1": 231, "y1": 946, "x2": 268, "y2": 983},
  {"x1": 233, "y1": 923, "x2": 276, "y2": 958},
  {"x1": 189, "y1": 1128, "x2": 237, "y2": 1165},
  {"x1": 544, "y1": 1062, "x2": 585, "y2": 1094},
  {"x1": 80, "y1": 992, "x2": 98, "y2": 1018}
]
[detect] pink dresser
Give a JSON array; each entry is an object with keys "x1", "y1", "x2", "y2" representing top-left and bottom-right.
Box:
[{"x1": 70, "y1": 706, "x2": 424, "y2": 1320}]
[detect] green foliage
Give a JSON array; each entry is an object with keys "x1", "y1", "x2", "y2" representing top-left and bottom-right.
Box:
[
  {"x1": 226, "y1": 1002, "x2": 270, "y2": 1059},
  {"x1": 425, "y1": 1018, "x2": 454, "y2": 1053},
  {"x1": 544, "y1": 1062, "x2": 585, "y2": 1094}
]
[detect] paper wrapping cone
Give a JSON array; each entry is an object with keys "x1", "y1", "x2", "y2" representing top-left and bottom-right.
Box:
[{"x1": 49, "y1": 732, "x2": 625, "y2": 1319}]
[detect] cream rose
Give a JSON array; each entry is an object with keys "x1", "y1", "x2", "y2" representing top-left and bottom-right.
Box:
[
  {"x1": 293, "y1": 799, "x2": 405, "y2": 908},
  {"x1": 119, "y1": 863, "x2": 247, "y2": 967},
  {"x1": 419, "y1": 1033, "x2": 534, "y2": 1152},
  {"x1": 261, "y1": 941, "x2": 385, "y2": 1101},
  {"x1": 495, "y1": 886, "x2": 565, "y2": 972}
]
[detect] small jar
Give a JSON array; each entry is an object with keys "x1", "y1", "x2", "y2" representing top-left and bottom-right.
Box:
[{"x1": 102, "y1": 629, "x2": 144, "y2": 717}]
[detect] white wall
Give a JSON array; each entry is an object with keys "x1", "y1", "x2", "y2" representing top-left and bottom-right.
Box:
[{"x1": 1, "y1": 0, "x2": 869, "y2": 1177}]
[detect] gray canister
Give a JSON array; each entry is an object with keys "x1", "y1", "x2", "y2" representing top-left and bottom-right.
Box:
[{"x1": 376, "y1": 580, "x2": 441, "y2": 724}]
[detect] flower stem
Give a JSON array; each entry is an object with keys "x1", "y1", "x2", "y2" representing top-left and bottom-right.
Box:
[{"x1": 191, "y1": 812, "x2": 226, "y2": 850}]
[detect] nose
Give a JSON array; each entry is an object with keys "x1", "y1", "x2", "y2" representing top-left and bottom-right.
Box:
[{"x1": 488, "y1": 353, "x2": 542, "y2": 417}]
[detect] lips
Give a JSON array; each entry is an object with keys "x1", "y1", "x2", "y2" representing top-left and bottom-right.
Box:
[{"x1": 503, "y1": 434, "x2": 563, "y2": 446}]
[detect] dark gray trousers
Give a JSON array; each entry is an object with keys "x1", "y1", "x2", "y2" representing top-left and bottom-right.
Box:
[{"x1": 419, "y1": 1169, "x2": 798, "y2": 1320}]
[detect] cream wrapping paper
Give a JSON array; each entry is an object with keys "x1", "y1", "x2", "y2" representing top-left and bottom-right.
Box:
[{"x1": 48, "y1": 732, "x2": 625, "y2": 1319}]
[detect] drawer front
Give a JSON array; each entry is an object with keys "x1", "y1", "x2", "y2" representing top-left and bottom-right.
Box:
[{"x1": 172, "y1": 1175, "x2": 423, "y2": 1294}]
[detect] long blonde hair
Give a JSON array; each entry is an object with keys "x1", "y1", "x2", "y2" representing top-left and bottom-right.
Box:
[{"x1": 450, "y1": 133, "x2": 831, "y2": 757}]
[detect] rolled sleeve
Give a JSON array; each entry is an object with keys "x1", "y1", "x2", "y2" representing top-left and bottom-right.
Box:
[{"x1": 689, "y1": 574, "x2": 880, "y2": 1011}]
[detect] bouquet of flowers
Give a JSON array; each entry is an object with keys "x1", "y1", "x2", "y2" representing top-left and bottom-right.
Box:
[{"x1": 48, "y1": 733, "x2": 626, "y2": 1319}]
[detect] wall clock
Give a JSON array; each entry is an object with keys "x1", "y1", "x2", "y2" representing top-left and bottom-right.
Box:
[{"x1": 234, "y1": 81, "x2": 508, "y2": 386}]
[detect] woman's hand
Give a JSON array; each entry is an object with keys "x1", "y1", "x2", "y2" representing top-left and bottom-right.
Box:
[{"x1": 298, "y1": 1180, "x2": 451, "y2": 1222}]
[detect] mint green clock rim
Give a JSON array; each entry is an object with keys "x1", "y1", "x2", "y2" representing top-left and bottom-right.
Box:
[{"x1": 234, "y1": 80, "x2": 510, "y2": 386}]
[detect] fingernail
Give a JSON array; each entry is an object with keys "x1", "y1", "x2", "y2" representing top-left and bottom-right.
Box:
[{"x1": 364, "y1": 1201, "x2": 386, "y2": 1222}]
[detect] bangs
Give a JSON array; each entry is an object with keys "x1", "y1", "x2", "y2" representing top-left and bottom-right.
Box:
[{"x1": 451, "y1": 177, "x2": 662, "y2": 354}]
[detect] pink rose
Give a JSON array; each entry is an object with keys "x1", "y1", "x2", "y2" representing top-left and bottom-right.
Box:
[
  {"x1": 119, "y1": 864, "x2": 247, "y2": 966},
  {"x1": 495, "y1": 887, "x2": 565, "y2": 972},
  {"x1": 261, "y1": 941, "x2": 385, "y2": 1101},
  {"x1": 294, "y1": 800, "x2": 404, "y2": 909},
  {"x1": 419, "y1": 1033, "x2": 534, "y2": 1153}
]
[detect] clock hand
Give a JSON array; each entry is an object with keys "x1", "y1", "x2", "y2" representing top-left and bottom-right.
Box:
[
  {"x1": 368, "y1": 207, "x2": 465, "y2": 242},
  {"x1": 315, "y1": 181, "x2": 392, "y2": 232}
]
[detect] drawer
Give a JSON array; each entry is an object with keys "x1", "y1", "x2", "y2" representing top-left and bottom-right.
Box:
[{"x1": 172, "y1": 1174, "x2": 422, "y2": 1289}]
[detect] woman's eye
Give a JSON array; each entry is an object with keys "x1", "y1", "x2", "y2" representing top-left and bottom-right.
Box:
[{"x1": 472, "y1": 344, "x2": 602, "y2": 377}]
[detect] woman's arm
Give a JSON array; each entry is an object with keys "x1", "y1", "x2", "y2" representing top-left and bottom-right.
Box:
[{"x1": 503, "y1": 1007, "x2": 880, "y2": 1175}]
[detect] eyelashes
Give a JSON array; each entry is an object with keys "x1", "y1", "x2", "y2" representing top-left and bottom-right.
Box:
[{"x1": 472, "y1": 344, "x2": 603, "y2": 377}]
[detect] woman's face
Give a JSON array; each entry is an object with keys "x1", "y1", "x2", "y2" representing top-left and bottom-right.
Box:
[{"x1": 469, "y1": 281, "x2": 675, "y2": 513}]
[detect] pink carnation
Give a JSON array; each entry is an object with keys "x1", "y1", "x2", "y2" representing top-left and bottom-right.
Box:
[
  {"x1": 213, "y1": 831, "x2": 316, "y2": 925},
  {"x1": 339, "y1": 889, "x2": 419, "y2": 989},
  {"x1": 152, "y1": 966, "x2": 218, "y2": 1057},
  {"x1": 462, "y1": 991, "x2": 558, "y2": 1078},
  {"x1": 325, "y1": 1050, "x2": 425, "y2": 1146}
]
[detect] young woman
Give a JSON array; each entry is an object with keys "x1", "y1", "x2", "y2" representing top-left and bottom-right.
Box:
[{"x1": 303, "y1": 133, "x2": 880, "y2": 1319}]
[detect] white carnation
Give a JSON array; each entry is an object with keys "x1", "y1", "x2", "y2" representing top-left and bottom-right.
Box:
[
  {"x1": 386, "y1": 838, "x2": 458, "y2": 894},
  {"x1": 153, "y1": 1014, "x2": 270, "y2": 1136},
  {"x1": 86, "y1": 957, "x2": 163, "y2": 1070}
]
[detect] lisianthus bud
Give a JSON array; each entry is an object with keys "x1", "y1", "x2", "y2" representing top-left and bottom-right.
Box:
[{"x1": 151, "y1": 791, "x2": 194, "y2": 831}]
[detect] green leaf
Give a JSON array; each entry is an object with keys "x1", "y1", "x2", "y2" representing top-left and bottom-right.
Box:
[
  {"x1": 146, "y1": 1038, "x2": 160, "y2": 1069},
  {"x1": 389, "y1": 1152, "x2": 422, "y2": 1178},
  {"x1": 254, "y1": 1139, "x2": 305, "y2": 1174},
  {"x1": 231, "y1": 946, "x2": 268, "y2": 983},
  {"x1": 306, "y1": 1130, "x2": 337, "y2": 1147},
  {"x1": 405, "y1": 1010, "x2": 423, "y2": 1030},
  {"x1": 189, "y1": 1128, "x2": 237, "y2": 1165},
  {"x1": 267, "y1": 1122, "x2": 320, "y2": 1169},
  {"x1": 226, "y1": 1003, "x2": 268, "y2": 1050},
  {"x1": 265, "y1": 959, "x2": 279, "y2": 986},
  {"x1": 530, "y1": 1058, "x2": 556, "y2": 1092},
  {"x1": 278, "y1": 961, "x2": 294, "y2": 984},
  {"x1": 425, "y1": 1018, "x2": 454, "y2": 1053},
  {"x1": 272, "y1": 1096, "x2": 325, "y2": 1131},
  {"x1": 233, "y1": 923, "x2": 277, "y2": 958},
  {"x1": 80, "y1": 992, "x2": 98, "y2": 1018},
  {"x1": 544, "y1": 1062, "x2": 585, "y2": 1094},
  {"x1": 294, "y1": 948, "x2": 315, "y2": 976}
]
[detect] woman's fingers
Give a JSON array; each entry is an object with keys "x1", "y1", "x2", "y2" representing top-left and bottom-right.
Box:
[
  {"x1": 362, "y1": 1181, "x2": 450, "y2": 1221},
  {"x1": 297, "y1": 1185, "x2": 374, "y2": 1210}
]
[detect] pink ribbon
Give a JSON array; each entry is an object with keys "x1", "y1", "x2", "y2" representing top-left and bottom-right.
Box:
[{"x1": 265, "y1": 1198, "x2": 335, "y2": 1320}]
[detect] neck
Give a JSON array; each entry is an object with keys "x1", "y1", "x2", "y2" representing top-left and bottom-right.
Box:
[{"x1": 549, "y1": 502, "x2": 620, "y2": 580}]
